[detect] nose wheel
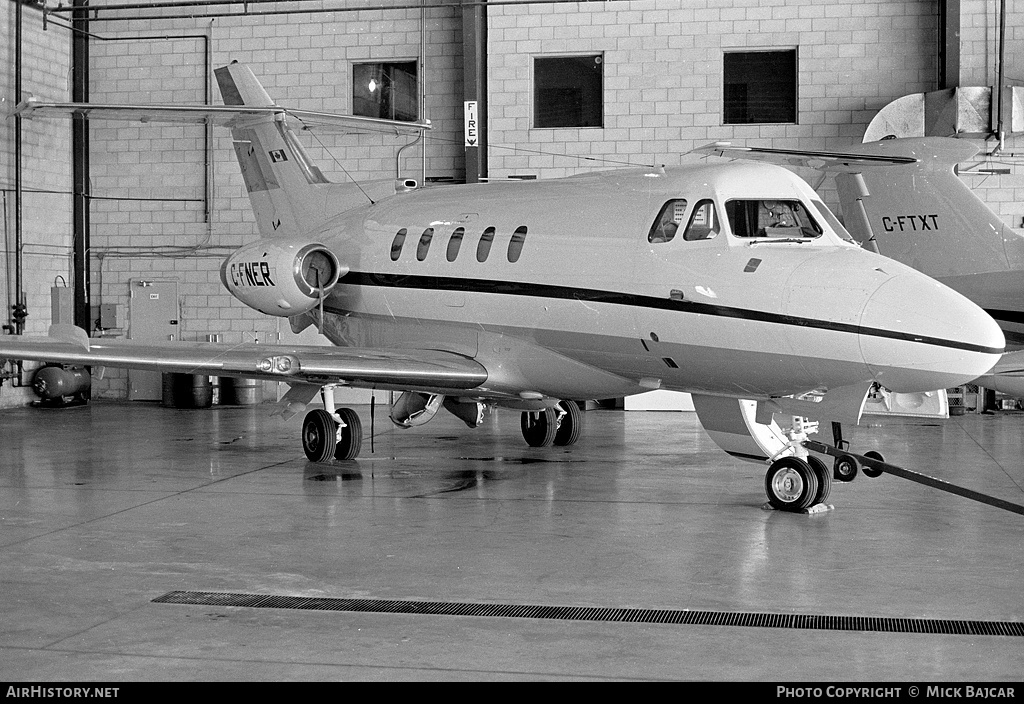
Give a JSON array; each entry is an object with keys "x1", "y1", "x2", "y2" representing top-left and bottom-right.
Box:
[{"x1": 765, "y1": 455, "x2": 832, "y2": 511}]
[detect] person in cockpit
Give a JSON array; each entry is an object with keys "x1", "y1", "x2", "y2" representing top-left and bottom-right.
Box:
[{"x1": 758, "y1": 200, "x2": 798, "y2": 235}]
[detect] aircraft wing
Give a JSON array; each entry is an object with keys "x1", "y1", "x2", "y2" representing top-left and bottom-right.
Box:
[
  {"x1": 13, "y1": 100, "x2": 431, "y2": 135},
  {"x1": 0, "y1": 325, "x2": 486, "y2": 392}
]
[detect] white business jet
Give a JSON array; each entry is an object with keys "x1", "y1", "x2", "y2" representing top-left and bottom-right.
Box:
[{"x1": 1, "y1": 64, "x2": 1003, "y2": 512}]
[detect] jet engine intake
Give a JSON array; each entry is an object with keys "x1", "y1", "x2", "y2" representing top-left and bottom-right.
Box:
[
  {"x1": 390, "y1": 392, "x2": 444, "y2": 428},
  {"x1": 220, "y1": 239, "x2": 346, "y2": 316}
]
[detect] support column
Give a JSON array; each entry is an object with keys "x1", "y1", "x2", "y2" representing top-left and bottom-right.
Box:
[
  {"x1": 939, "y1": 0, "x2": 961, "y2": 89},
  {"x1": 72, "y1": 0, "x2": 90, "y2": 331},
  {"x1": 462, "y1": 0, "x2": 487, "y2": 183}
]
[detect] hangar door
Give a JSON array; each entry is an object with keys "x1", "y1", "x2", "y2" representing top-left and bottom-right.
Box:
[{"x1": 128, "y1": 279, "x2": 180, "y2": 401}]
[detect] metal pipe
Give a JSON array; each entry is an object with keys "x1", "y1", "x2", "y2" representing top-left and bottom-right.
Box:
[
  {"x1": 995, "y1": 0, "x2": 1006, "y2": 143},
  {"x1": 14, "y1": 0, "x2": 24, "y2": 334},
  {"x1": 421, "y1": 0, "x2": 427, "y2": 185},
  {"x1": 46, "y1": 0, "x2": 614, "y2": 16}
]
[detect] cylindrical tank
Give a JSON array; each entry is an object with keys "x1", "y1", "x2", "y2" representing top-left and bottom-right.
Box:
[
  {"x1": 161, "y1": 373, "x2": 213, "y2": 409},
  {"x1": 32, "y1": 365, "x2": 91, "y2": 402},
  {"x1": 219, "y1": 377, "x2": 263, "y2": 405}
]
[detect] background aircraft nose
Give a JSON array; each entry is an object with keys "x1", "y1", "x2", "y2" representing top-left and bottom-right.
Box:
[{"x1": 859, "y1": 274, "x2": 1004, "y2": 393}]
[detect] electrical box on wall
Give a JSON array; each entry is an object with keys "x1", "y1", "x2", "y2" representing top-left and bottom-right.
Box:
[
  {"x1": 100, "y1": 304, "x2": 119, "y2": 330},
  {"x1": 51, "y1": 287, "x2": 74, "y2": 326}
]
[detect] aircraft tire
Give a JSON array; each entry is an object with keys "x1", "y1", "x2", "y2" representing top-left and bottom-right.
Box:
[
  {"x1": 807, "y1": 455, "x2": 832, "y2": 505},
  {"x1": 765, "y1": 457, "x2": 819, "y2": 511},
  {"x1": 302, "y1": 408, "x2": 338, "y2": 463},
  {"x1": 521, "y1": 408, "x2": 558, "y2": 447},
  {"x1": 553, "y1": 400, "x2": 582, "y2": 446},
  {"x1": 862, "y1": 450, "x2": 885, "y2": 478},
  {"x1": 334, "y1": 407, "x2": 362, "y2": 461},
  {"x1": 833, "y1": 453, "x2": 859, "y2": 482}
]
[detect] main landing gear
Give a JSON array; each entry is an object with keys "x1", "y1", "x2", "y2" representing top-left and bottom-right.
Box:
[
  {"x1": 301, "y1": 385, "x2": 362, "y2": 462},
  {"x1": 763, "y1": 419, "x2": 884, "y2": 513},
  {"x1": 520, "y1": 400, "x2": 582, "y2": 448}
]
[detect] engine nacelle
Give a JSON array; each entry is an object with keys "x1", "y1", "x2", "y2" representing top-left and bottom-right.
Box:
[
  {"x1": 220, "y1": 239, "x2": 346, "y2": 316},
  {"x1": 390, "y1": 392, "x2": 444, "y2": 428}
]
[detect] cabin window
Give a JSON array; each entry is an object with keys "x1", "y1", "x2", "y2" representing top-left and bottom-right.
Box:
[
  {"x1": 682, "y1": 200, "x2": 721, "y2": 241},
  {"x1": 534, "y1": 55, "x2": 604, "y2": 128},
  {"x1": 446, "y1": 227, "x2": 465, "y2": 262},
  {"x1": 416, "y1": 227, "x2": 434, "y2": 261},
  {"x1": 353, "y1": 61, "x2": 419, "y2": 122},
  {"x1": 477, "y1": 227, "x2": 496, "y2": 262},
  {"x1": 723, "y1": 49, "x2": 797, "y2": 125},
  {"x1": 390, "y1": 228, "x2": 408, "y2": 261},
  {"x1": 508, "y1": 226, "x2": 528, "y2": 262},
  {"x1": 648, "y1": 200, "x2": 688, "y2": 243},
  {"x1": 725, "y1": 199, "x2": 822, "y2": 238}
]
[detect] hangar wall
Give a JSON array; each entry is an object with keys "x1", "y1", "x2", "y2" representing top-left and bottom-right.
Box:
[
  {"x1": 0, "y1": 0, "x2": 73, "y2": 406},
  {"x1": 84, "y1": 4, "x2": 467, "y2": 398},
  {"x1": 1, "y1": 0, "x2": 1022, "y2": 406}
]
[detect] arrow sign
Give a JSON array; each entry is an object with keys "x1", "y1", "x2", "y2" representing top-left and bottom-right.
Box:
[{"x1": 464, "y1": 101, "x2": 478, "y2": 148}]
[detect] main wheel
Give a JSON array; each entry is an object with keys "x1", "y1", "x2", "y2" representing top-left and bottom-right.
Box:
[
  {"x1": 521, "y1": 408, "x2": 558, "y2": 447},
  {"x1": 765, "y1": 457, "x2": 819, "y2": 511},
  {"x1": 334, "y1": 407, "x2": 363, "y2": 461},
  {"x1": 302, "y1": 408, "x2": 337, "y2": 463},
  {"x1": 553, "y1": 400, "x2": 582, "y2": 446},
  {"x1": 806, "y1": 455, "x2": 832, "y2": 505},
  {"x1": 862, "y1": 450, "x2": 885, "y2": 478}
]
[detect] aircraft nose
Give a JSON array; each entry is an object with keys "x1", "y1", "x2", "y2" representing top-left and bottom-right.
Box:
[{"x1": 859, "y1": 274, "x2": 1004, "y2": 393}]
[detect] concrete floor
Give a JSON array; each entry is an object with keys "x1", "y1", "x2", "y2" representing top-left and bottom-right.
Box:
[{"x1": 1, "y1": 400, "x2": 1022, "y2": 682}]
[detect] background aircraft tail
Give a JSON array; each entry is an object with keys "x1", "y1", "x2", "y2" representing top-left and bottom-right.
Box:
[
  {"x1": 834, "y1": 137, "x2": 1024, "y2": 345},
  {"x1": 834, "y1": 138, "x2": 1024, "y2": 307},
  {"x1": 214, "y1": 62, "x2": 384, "y2": 238}
]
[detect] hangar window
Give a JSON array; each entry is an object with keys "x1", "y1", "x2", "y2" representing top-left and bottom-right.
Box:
[
  {"x1": 353, "y1": 61, "x2": 418, "y2": 122},
  {"x1": 534, "y1": 55, "x2": 604, "y2": 128},
  {"x1": 390, "y1": 228, "x2": 408, "y2": 261},
  {"x1": 683, "y1": 200, "x2": 721, "y2": 241},
  {"x1": 723, "y1": 49, "x2": 797, "y2": 124},
  {"x1": 477, "y1": 227, "x2": 496, "y2": 262},
  {"x1": 507, "y1": 226, "x2": 528, "y2": 262},
  {"x1": 446, "y1": 227, "x2": 465, "y2": 262},
  {"x1": 648, "y1": 200, "x2": 688, "y2": 243},
  {"x1": 416, "y1": 227, "x2": 434, "y2": 261},
  {"x1": 725, "y1": 199, "x2": 822, "y2": 238}
]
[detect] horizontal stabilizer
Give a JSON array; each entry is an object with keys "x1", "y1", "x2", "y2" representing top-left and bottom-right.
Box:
[{"x1": 13, "y1": 99, "x2": 431, "y2": 136}]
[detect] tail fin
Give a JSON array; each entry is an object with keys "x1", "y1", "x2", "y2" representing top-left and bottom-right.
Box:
[
  {"x1": 214, "y1": 62, "x2": 378, "y2": 237},
  {"x1": 835, "y1": 137, "x2": 1024, "y2": 287}
]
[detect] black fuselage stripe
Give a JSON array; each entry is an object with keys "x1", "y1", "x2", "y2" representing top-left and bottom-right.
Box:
[
  {"x1": 986, "y1": 309, "x2": 1024, "y2": 326},
  {"x1": 338, "y1": 272, "x2": 1002, "y2": 355}
]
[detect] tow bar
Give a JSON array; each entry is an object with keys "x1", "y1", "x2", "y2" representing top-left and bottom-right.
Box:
[{"x1": 803, "y1": 440, "x2": 1024, "y2": 516}]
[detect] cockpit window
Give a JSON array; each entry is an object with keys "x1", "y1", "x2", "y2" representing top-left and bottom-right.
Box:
[
  {"x1": 810, "y1": 200, "x2": 855, "y2": 243},
  {"x1": 725, "y1": 199, "x2": 822, "y2": 238},
  {"x1": 683, "y1": 199, "x2": 720, "y2": 241},
  {"x1": 648, "y1": 199, "x2": 687, "y2": 243}
]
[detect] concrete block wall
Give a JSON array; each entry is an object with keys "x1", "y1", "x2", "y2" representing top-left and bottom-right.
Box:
[
  {"x1": 485, "y1": 0, "x2": 1024, "y2": 232},
  {"x1": 0, "y1": 2, "x2": 72, "y2": 409},
  {"x1": 487, "y1": 0, "x2": 940, "y2": 180},
  {"x1": 85, "y1": 6, "x2": 463, "y2": 398},
  {"x1": 955, "y1": 0, "x2": 1024, "y2": 233}
]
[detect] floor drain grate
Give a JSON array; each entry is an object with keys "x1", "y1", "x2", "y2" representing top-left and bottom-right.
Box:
[{"x1": 152, "y1": 591, "x2": 1024, "y2": 637}]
